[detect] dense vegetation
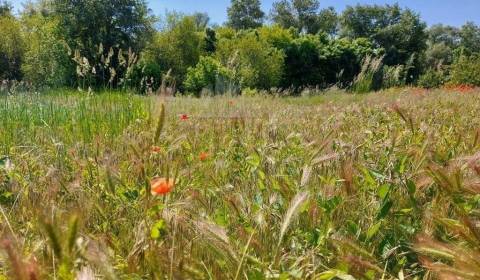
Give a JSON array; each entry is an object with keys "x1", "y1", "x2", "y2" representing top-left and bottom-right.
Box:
[
  {"x1": 1, "y1": 88, "x2": 480, "y2": 279},
  {"x1": 1, "y1": 0, "x2": 480, "y2": 96},
  {"x1": 1, "y1": 1, "x2": 480, "y2": 279}
]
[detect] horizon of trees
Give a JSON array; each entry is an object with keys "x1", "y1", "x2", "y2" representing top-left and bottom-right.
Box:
[{"x1": 1, "y1": 0, "x2": 480, "y2": 95}]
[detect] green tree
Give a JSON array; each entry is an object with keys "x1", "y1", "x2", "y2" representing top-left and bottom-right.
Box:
[
  {"x1": 215, "y1": 29, "x2": 284, "y2": 89},
  {"x1": 21, "y1": 10, "x2": 71, "y2": 87},
  {"x1": 0, "y1": 11, "x2": 24, "y2": 80},
  {"x1": 204, "y1": 27, "x2": 217, "y2": 54},
  {"x1": 428, "y1": 24, "x2": 461, "y2": 48},
  {"x1": 271, "y1": 0, "x2": 321, "y2": 34},
  {"x1": 0, "y1": 0, "x2": 12, "y2": 16},
  {"x1": 141, "y1": 14, "x2": 204, "y2": 90},
  {"x1": 317, "y1": 7, "x2": 338, "y2": 36},
  {"x1": 184, "y1": 56, "x2": 236, "y2": 96},
  {"x1": 341, "y1": 4, "x2": 427, "y2": 80},
  {"x1": 459, "y1": 22, "x2": 480, "y2": 55},
  {"x1": 52, "y1": 0, "x2": 155, "y2": 86},
  {"x1": 227, "y1": 0, "x2": 264, "y2": 30},
  {"x1": 450, "y1": 54, "x2": 480, "y2": 86}
]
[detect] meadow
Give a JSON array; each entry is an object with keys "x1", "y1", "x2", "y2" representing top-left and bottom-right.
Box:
[{"x1": 1, "y1": 88, "x2": 480, "y2": 279}]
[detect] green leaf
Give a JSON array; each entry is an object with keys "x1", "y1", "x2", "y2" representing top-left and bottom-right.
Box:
[
  {"x1": 376, "y1": 200, "x2": 393, "y2": 220},
  {"x1": 378, "y1": 184, "x2": 390, "y2": 200},
  {"x1": 246, "y1": 153, "x2": 261, "y2": 169},
  {"x1": 366, "y1": 221, "x2": 382, "y2": 240},
  {"x1": 406, "y1": 179, "x2": 416, "y2": 195},
  {"x1": 151, "y1": 219, "x2": 167, "y2": 239}
]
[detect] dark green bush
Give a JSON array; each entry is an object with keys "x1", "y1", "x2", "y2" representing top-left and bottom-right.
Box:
[
  {"x1": 184, "y1": 56, "x2": 238, "y2": 96},
  {"x1": 449, "y1": 54, "x2": 480, "y2": 86},
  {"x1": 417, "y1": 69, "x2": 445, "y2": 88}
]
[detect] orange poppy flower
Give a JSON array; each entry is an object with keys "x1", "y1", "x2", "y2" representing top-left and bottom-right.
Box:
[
  {"x1": 150, "y1": 178, "x2": 175, "y2": 195},
  {"x1": 180, "y1": 114, "x2": 189, "y2": 121},
  {"x1": 199, "y1": 152, "x2": 209, "y2": 161},
  {"x1": 151, "y1": 146, "x2": 162, "y2": 153}
]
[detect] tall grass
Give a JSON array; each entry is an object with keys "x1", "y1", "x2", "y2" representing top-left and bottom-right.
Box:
[{"x1": 0, "y1": 88, "x2": 480, "y2": 279}]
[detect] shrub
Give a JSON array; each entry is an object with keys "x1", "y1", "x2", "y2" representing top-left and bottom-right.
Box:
[
  {"x1": 21, "y1": 14, "x2": 71, "y2": 87},
  {"x1": 0, "y1": 14, "x2": 24, "y2": 80},
  {"x1": 351, "y1": 55, "x2": 383, "y2": 93},
  {"x1": 184, "y1": 56, "x2": 238, "y2": 96},
  {"x1": 449, "y1": 54, "x2": 480, "y2": 86},
  {"x1": 417, "y1": 69, "x2": 445, "y2": 88},
  {"x1": 215, "y1": 30, "x2": 285, "y2": 90},
  {"x1": 142, "y1": 14, "x2": 204, "y2": 91}
]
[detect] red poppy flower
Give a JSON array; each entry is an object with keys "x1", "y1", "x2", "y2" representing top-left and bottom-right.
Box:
[
  {"x1": 180, "y1": 114, "x2": 189, "y2": 121},
  {"x1": 150, "y1": 178, "x2": 175, "y2": 195},
  {"x1": 151, "y1": 146, "x2": 162, "y2": 154},
  {"x1": 199, "y1": 152, "x2": 209, "y2": 161}
]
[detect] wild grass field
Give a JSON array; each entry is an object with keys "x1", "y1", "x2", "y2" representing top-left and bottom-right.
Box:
[{"x1": 1, "y1": 88, "x2": 480, "y2": 279}]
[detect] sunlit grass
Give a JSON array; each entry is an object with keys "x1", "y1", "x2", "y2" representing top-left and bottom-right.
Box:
[{"x1": 0, "y1": 88, "x2": 480, "y2": 279}]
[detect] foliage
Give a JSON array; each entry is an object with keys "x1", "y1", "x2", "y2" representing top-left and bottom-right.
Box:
[
  {"x1": 215, "y1": 29, "x2": 285, "y2": 89},
  {"x1": 0, "y1": 13, "x2": 24, "y2": 80},
  {"x1": 459, "y1": 22, "x2": 480, "y2": 55},
  {"x1": 227, "y1": 0, "x2": 264, "y2": 30},
  {"x1": 1, "y1": 89, "x2": 480, "y2": 278},
  {"x1": 21, "y1": 13, "x2": 71, "y2": 87},
  {"x1": 184, "y1": 56, "x2": 237, "y2": 96},
  {"x1": 449, "y1": 54, "x2": 480, "y2": 86},
  {"x1": 274, "y1": 34, "x2": 373, "y2": 90},
  {"x1": 270, "y1": 0, "x2": 337, "y2": 35},
  {"x1": 417, "y1": 68, "x2": 445, "y2": 88},
  {"x1": 52, "y1": 0, "x2": 155, "y2": 87},
  {"x1": 341, "y1": 3, "x2": 427, "y2": 81},
  {"x1": 351, "y1": 55, "x2": 383, "y2": 93},
  {"x1": 142, "y1": 14, "x2": 204, "y2": 91},
  {"x1": 0, "y1": 1, "x2": 479, "y2": 92}
]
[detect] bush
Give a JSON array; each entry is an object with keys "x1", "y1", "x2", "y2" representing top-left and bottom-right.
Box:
[
  {"x1": 128, "y1": 59, "x2": 163, "y2": 94},
  {"x1": 215, "y1": 29, "x2": 285, "y2": 90},
  {"x1": 21, "y1": 14, "x2": 71, "y2": 87},
  {"x1": 417, "y1": 69, "x2": 445, "y2": 88},
  {"x1": 449, "y1": 54, "x2": 480, "y2": 86},
  {"x1": 184, "y1": 56, "x2": 237, "y2": 96},
  {"x1": 0, "y1": 15, "x2": 24, "y2": 80},
  {"x1": 142, "y1": 14, "x2": 204, "y2": 91},
  {"x1": 351, "y1": 56, "x2": 383, "y2": 93}
]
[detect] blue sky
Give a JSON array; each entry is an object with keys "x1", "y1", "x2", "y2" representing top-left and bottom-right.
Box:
[{"x1": 9, "y1": 0, "x2": 480, "y2": 27}]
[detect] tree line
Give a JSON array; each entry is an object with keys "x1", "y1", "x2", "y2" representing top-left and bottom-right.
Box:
[{"x1": 1, "y1": 0, "x2": 479, "y2": 95}]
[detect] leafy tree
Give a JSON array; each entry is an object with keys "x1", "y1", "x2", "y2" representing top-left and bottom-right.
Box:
[
  {"x1": 184, "y1": 56, "x2": 236, "y2": 96},
  {"x1": 215, "y1": 29, "x2": 284, "y2": 89},
  {"x1": 192, "y1": 12, "x2": 210, "y2": 30},
  {"x1": 204, "y1": 27, "x2": 217, "y2": 54},
  {"x1": 51, "y1": 0, "x2": 155, "y2": 86},
  {"x1": 0, "y1": 12, "x2": 24, "y2": 80},
  {"x1": 428, "y1": 24, "x2": 461, "y2": 48},
  {"x1": 341, "y1": 4, "x2": 427, "y2": 81},
  {"x1": 425, "y1": 42, "x2": 455, "y2": 68},
  {"x1": 317, "y1": 7, "x2": 338, "y2": 36},
  {"x1": 21, "y1": 11, "x2": 71, "y2": 86},
  {"x1": 450, "y1": 54, "x2": 480, "y2": 86},
  {"x1": 0, "y1": 0, "x2": 12, "y2": 16},
  {"x1": 141, "y1": 14, "x2": 204, "y2": 90},
  {"x1": 459, "y1": 22, "x2": 480, "y2": 55},
  {"x1": 278, "y1": 34, "x2": 373, "y2": 89},
  {"x1": 227, "y1": 0, "x2": 264, "y2": 30},
  {"x1": 271, "y1": 0, "x2": 321, "y2": 34}
]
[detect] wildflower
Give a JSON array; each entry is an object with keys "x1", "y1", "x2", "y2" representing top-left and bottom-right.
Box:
[
  {"x1": 151, "y1": 146, "x2": 162, "y2": 154},
  {"x1": 180, "y1": 114, "x2": 189, "y2": 121},
  {"x1": 199, "y1": 152, "x2": 209, "y2": 161},
  {"x1": 150, "y1": 177, "x2": 175, "y2": 196}
]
